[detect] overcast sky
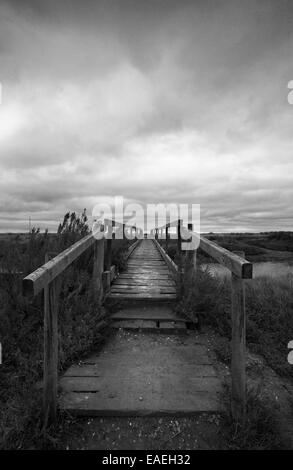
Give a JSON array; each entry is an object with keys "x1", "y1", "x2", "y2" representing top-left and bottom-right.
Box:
[{"x1": 0, "y1": 0, "x2": 293, "y2": 233}]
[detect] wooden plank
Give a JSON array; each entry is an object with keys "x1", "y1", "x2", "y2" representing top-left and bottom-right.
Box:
[
  {"x1": 111, "y1": 283, "x2": 176, "y2": 290},
  {"x1": 231, "y1": 273, "x2": 246, "y2": 423},
  {"x1": 60, "y1": 393, "x2": 221, "y2": 416},
  {"x1": 127, "y1": 262, "x2": 166, "y2": 266},
  {"x1": 43, "y1": 277, "x2": 59, "y2": 425},
  {"x1": 23, "y1": 233, "x2": 96, "y2": 296},
  {"x1": 64, "y1": 364, "x2": 216, "y2": 378},
  {"x1": 60, "y1": 376, "x2": 218, "y2": 392},
  {"x1": 117, "y1": 276, "x2": 173, "y2": 281},
  {"x1": 110, "y1": 290, "x2": 177, "y2": 295},
  {"x1": 111, "y1": 312, "x2": 187, "y2": 322},
  {"x1": 113, "y1": 279, "x2": 174, "y2": 286},
  {"x1": 108, "y1": 293, "x2": 177, "y2": 299},
  {"x1": 125, "y1": 268, "x2": 170, "y2": 273}
]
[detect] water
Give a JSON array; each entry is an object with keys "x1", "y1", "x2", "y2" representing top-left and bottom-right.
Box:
[{"x1": 202, "y1": 262, "x2": 293, "y2": 279}]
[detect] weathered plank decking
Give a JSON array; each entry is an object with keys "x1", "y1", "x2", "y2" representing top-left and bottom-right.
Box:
[
  {"x1": 59, "y1": 330, "x2": 222, "y2": 416},
  {"x1": 108, "y1": 239, "x2": 177, "y2": 301}
]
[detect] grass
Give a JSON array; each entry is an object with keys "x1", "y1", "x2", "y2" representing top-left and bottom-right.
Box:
[
  {"x1": 221, "y1": 384, "x2": 282, "y2": 450},
  {"x1": 177, "y1": 259, "x2": 293, "y2": 377}
]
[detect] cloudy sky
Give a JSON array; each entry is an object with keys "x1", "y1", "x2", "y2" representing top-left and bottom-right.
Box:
[{"x1": 0, "y1": 0, "x2": 293, "y2": 232}]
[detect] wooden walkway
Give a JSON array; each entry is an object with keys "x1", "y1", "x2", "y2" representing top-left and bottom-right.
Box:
[
  {"x1": 59, "y1": 239, "x2": 223, "y2": 416},
  {"x1": 109, "y1": 239, "x2": 177, "y2": 301}
]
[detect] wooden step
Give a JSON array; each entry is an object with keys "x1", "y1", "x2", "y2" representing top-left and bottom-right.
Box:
[
  {"x1": 112, "y1": 319, "x2": 187, "y2": 333},
  {"x1": 111, "y1": 308, "x2": 187, "y2": 323}
]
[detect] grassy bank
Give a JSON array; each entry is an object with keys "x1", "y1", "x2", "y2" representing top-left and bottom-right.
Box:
[{"x1": 177, "y1": 261, "x2": 293, "y2": 377}]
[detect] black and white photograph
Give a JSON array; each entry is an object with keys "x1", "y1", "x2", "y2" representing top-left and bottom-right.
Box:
[{"x1": 0, "y1": 0, "x2": 293, "y2": 454}]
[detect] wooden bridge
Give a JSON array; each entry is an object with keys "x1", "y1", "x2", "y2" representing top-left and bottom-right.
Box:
[
  {"x1": 23, "y1": 219, "x2": 253, "y2": 426},
  {"x1": 109, "y1": 239, "x2": 177, "y2": 301}
]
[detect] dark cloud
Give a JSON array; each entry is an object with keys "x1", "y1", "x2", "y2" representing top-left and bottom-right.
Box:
[{"x1": 0, "y1": 0, "x2": 293, "y2": 232}]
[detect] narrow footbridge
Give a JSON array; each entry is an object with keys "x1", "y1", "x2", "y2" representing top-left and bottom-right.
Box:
[
  {"x1": 23, "y1": 219, "x2": 253, "y2": 426},
  {"x1": 109, "y1": 239, "x2": 177, "y2": 301}
]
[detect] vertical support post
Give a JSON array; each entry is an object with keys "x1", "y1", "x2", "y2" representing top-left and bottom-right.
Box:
[
  {"x1": 177, "y1": 219, "x2": 182, "y2": 254},
  {"x1": 105, "y1": 238, "x2": 112, "y2": 272},
  {"x1": 166, "y1": 225, "x2": 169, "y2": 252},
  {"x1": 155, "y1": 228, "x2": 158, "y2": 240},
  {"x1": 104, "y1": 236, "x2": 112, "y2": 293},
  {"x1": 177, "y1": 219, "x2": 183, "y2": 298},
  {"x1": 184, "y1": 223, "x2": 196, "y2": 296},
  {"x1": 112, "y1": 220, "x2": 115, "y2": 240},
  {"x1": 43, "y1": 272, "x2": 59, "y2": 426},
  {"x1": 93, "y1": 239, "x2": 104, "y2": 304},
  {"x1": 231, "y1": 251, "x2": 246, "y2": 423}
]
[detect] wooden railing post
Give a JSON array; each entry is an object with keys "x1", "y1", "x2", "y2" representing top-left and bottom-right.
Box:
[
  {"x1": 93, "y1": 239, "x2": 104, "y2": 304},
  {"x1": 105, "y1": 238, "x2": 112, "y2": 272},
  {"x1": 165, "y1": 225, "x2": 169, "y2": 252},
  {"x1": 43, "y1": 274, "x2": 59, "y2": 426},
  {"x1": 231, "y1": 250, "x2": 246, "y2": 423},
  {"x1": 103, "y1": 221, "x2": 114, "y2": 293},
  {"x1": 177, "y1": 219, "x2": 183, "y2": 297},
  {"x1": 177, "y1": 219, "x2": 182, "y2": 254},
  {"x1": 184, "y1": 223, "x2": 197, "y2": 293}
]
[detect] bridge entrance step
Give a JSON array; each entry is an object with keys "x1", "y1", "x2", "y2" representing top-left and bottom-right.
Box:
[
  {"x1": 110, "y1": 305, "x2": 191, "y2": 333},
  {"x1": 112, "y1": 320, "x2": 187, "y2": 334}
]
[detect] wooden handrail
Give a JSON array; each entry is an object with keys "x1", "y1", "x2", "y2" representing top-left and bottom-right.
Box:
[
  {"x1": 180, "y1": 227, "x2": 252, "y2": 279},
  {"x1": 125, "y1": 239, "x2": 141, "y2": 260},
  {"x1": 153, "y1": 223, "x2": 252, "y2": 279},
  {"x1": 23, "y1": 233, "x2": 96, "y2": 296}
]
